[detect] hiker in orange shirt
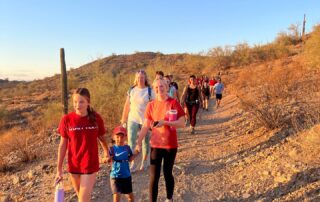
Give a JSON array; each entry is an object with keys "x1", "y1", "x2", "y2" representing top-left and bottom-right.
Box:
[{"x1": 135, "y1": 78, "x2": 185, "y2": 202}]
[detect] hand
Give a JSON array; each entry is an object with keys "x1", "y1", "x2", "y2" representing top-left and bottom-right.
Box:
[
  {"x1": 102, "y1": 156, "x2": 112, "y2": 164},
  {"x1": 155, "y1": 120, "x2": 165, "y2": 127},
  {"x1": 54, "y1": 171, "x2": 63, "y2": 186},
  {"x1": 135, "y1": 144, "x2": 142, "y2": 153}
]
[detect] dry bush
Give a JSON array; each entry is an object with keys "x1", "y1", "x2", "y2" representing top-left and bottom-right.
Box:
[
  {"x1": 0, "y1": 128, "x2": 37, "y2": 172},
  {"x1": 235, "y1": 62, "x2": 320, "y2": 131},
  {"x1": 303, "y1": 24, "x2": 320, "y2": 69},
  {"x1": 41, "y1": 102, "x2": 64, "y2": 129},
  {"x1": 0, "y1": 106, "x2": 8, "y2": 129}
]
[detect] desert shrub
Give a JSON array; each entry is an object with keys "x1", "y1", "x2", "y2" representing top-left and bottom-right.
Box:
[
  {"x1": 41, "y1": 102, "x2": 64, "y2": 129},
  {"x1": 207, "y1": 46, "x2": 232, "y2": 69},
  {"x1": 231, "y1": 42, "x2": 251, "y2": 66},
  {"x1": 235, "y1": 62, "x2": 320, "y2": 130},
  {"x1": 304, "y1": 24, "x2": 320, "y2": 69},
  {"x1": 0, "y1": 106, "x2": 8, "y2": 129},
  {"x1": 86, "y1": 70, "x2": 132, "y2": 131},
  {"x1": 0, "y1": 128, "x2": 37, "y2": 172}
]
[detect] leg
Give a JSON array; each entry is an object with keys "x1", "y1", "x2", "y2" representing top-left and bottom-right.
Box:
[
  {"x1": 190, "y1": 104, "x2": 200, "y2": 127},
  {"x1": 186, "y1": 103, "x2": 193, "y2": 125},
  {"x1": 127, "y1": 121, "x2": 140, "y2": 171},
  {"x1": 113, "y1": 193, "x2": 121, "y2": 202},
  {"x1": 140, "y1": 130, "x2": 150, "y2": 170},
  {"x1": 126, "y1": 193, "x2": 134, "y2": 202},
  {"x1": 163, "y1": 149, "x2": 177, "y2": 200},
  {"x1": 205, "y1": 98, "x2": 209, "y2": 110},
  {"x1": 69, "y1": 173, "x2": 81, "y2": 197},
  {"x1": 149, "y1": 148, "x2": 164, "y2": 202},
  {"x1": 78, "y1": 173, "x2": 97, "y2": 202}
]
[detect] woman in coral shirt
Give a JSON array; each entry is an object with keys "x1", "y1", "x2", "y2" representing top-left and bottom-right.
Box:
[{"x1": 136, "y1": 78, "x2": 185, "y2": 202}]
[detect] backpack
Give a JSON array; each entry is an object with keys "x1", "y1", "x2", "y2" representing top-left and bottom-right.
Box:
[
  {"x1": 128, "y1": 86, "x2": 152, "y2": 103},
  {"x1": 170, "y1": 82, "x2": 178, "y2": 90}
]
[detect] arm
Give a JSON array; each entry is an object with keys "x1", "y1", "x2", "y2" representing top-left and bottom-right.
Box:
[
  {"x1": 180, "y1": 86, "x2": 188, "y2": 106},
  {"x1": 160, "y1": 116, "x2": 185, "y2": 128},
  {"x1": 198, "y1": 86, "x2": 203, "y2": 105},
  {"x1": 56, "y1": 137, "x2": 68, "y2": 183},
  {"x1": 175, "y1": 90, "x2": 180, "y2": 103},
  {"x1": 120, "y1": 97, "x2": 130, "y2": 125},
  {"x1": 98, "y1": 135, "x2": 110, "y2": 162},
  {"x1": 135, "y1": 119, "x2": 152, "y2": 152},
  {"x1": 129, "y1": 150, "x2": 140, "y2": 161}
]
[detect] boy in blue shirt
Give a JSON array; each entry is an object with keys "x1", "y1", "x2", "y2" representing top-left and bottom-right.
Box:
[{"x1": 109, "y1": 126, "x2": 139, "y2": 202}]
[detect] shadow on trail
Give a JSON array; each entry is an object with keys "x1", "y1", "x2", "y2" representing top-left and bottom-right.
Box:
[
  {"x1": 178, "y1": 128, "x2": 296, "y2": 177},
  {"x1": 220, "y1": 167, "x2": 320, "y2": 201}
]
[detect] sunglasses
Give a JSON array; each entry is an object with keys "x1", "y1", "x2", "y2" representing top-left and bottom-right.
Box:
[{"x1": 137, "y1": 69, "x2": 146, "y2": 73}]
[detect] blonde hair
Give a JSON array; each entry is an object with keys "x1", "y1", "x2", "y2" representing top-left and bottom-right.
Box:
[
  {"x1": 152, "y1": 78, "x2": 168, "y2": 90},
  {"x1": 133, "y1": 70, "x2": 150, "y2": 86}
]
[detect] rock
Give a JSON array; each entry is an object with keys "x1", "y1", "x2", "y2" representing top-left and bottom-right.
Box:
[
  {"x1": 27, "y1": 170, "x2": 35, "y2": 179},
  {"x1": 246, "y1": 130, "x2": 253, "y2": 134},
  {"x1": 263, "y1": 171, "x2": 270, "y2": 176},
  {"x1": 26, "y1": 181, "x2": 34, "y2": 187},
  {"x1": 242, "y1": 193, "x2": 251, "y2": 199},
  {"x1": 0, "y1": 193, "x2": 11, "y2": 202},
  {"x1": 12, "y1": 175, "x2": 20, "y2": 185}
]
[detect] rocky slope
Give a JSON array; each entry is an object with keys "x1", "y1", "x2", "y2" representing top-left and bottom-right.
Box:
[{"x1": 1, "y1": 94, "x2": 319, "y2": 201}]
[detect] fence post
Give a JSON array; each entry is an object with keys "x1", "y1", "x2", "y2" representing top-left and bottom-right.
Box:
[{"x1": 60, "y1": 48, "x2": 68, "y2": 115}]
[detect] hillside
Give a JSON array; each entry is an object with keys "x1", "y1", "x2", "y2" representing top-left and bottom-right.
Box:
[{"x1": 1, "y1": 26, "x2": 320, "y2": 201}]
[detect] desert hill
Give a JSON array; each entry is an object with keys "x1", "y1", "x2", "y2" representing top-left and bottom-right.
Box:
[{"x1": 0, "y1": 25, "x2": 320, "y2": 201}]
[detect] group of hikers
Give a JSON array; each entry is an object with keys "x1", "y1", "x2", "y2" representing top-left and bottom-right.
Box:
[{"x1": 55, "y1": 70, "x2": 224, "y2": 202}]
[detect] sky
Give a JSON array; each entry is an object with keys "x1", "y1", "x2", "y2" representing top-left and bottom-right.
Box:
[{"x1": 1, "y1": 0, "x2": 320, "y2": 81}]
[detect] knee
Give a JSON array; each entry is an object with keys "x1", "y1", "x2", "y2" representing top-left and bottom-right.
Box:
[{"x1": 78, "y1": 188, "x2": 92, "y2": 202}]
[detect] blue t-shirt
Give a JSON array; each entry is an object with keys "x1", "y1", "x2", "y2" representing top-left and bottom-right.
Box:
[
  {"x1": 214, "y1": 83, "x2": 224, "y2": 94},
  {"x1": 109, "y1": 145, "x2": 133, "y2": 178}
]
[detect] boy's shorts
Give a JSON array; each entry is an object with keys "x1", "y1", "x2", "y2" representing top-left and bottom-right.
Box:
[
  {"x1": 110, "y1": 176, "x2": 133, "y2": 194},
  {"x1": 216, "y1": 94, "x2": 222, "y2": 100}
]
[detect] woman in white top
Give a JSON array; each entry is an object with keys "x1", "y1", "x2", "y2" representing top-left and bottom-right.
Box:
[{"x1": 121, "y1": 70, "x2": 155, "y2": 171}]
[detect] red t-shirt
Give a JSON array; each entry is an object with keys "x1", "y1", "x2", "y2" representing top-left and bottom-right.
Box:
[
  {"x1": 209, "y1": 79, "x2": 216, "y2": 86},
  {"x1": 145, "y1": 97, "x2": 185, "y2": 149},
  {"x1": 58, "y1": 112, "x2": 106, "y2": 173}
]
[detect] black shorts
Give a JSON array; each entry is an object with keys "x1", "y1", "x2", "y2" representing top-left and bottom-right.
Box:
[
  {"x1": 216, "y1": 94, "x2": 222, "y2": 100},
  {"x1": 69, "y1": 172, "x2": 94, "y2": 175},
  {"x1": 110, "y1": 176, "x2": 133, "y2": 194}
]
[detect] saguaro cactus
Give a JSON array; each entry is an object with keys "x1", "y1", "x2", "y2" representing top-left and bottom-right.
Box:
[
  {"x1": 60, "y1": 48, "x2": 68, "y2": 115},
  {"x1": 302, "y1": 14, "x2": 306, "y2": 40}
]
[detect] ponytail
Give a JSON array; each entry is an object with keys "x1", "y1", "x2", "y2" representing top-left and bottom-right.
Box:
[{"x1": 87, "y1": 106, "x2": 96, "y2": 124}]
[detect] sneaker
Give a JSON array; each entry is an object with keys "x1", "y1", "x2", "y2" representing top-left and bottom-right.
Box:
[{"x1": 190, "y1": 127, "x2": 195, "y2": 134}]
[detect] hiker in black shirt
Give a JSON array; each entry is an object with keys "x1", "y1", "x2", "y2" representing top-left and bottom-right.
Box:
[{"x1": 181, "y1": 75, "x2": 203, "y2": 134}]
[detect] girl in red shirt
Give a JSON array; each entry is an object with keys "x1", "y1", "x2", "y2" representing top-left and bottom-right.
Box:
[
  {"x1": 136, "y1": 79, "x2": 185, "y2": 202},
  {"x1": 55, "y1": 88, "x2": 109, "y2": 201}
]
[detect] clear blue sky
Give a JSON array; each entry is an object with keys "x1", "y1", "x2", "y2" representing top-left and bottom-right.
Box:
[{"x1": 1, "y1": 0, "x2": 319, "y2": 81}]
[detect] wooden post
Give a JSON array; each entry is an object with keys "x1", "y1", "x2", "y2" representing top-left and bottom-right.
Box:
[
  {"x1": 60, "y1": 48, "x2": 68, "y2": 114},
  {"x1": 302, "y1": 14, "x2": 306, "y2": 40}
]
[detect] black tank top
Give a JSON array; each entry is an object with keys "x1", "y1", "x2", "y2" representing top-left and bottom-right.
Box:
[
  {"x1": 202, "y1": 86, "x2": 210, "y2": 96},
  {"x1": 187, "y1": 86, "x2": 199, "y2": 102}
]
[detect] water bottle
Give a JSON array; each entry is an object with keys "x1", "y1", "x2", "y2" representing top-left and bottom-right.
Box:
[{"x1": 54, "y1": 181, "x2": 64, "y2": 202}]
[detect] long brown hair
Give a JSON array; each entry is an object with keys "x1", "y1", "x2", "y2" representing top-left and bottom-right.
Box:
[{"x1": 74, "y1": 88, "x2": 96, "y2": 123}]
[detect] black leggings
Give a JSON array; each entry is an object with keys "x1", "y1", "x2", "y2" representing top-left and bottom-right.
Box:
[{"x1": 149, "y1": 148, "x2": 177, "y2": 202}]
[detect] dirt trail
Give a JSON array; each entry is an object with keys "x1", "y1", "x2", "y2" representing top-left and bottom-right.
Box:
[
  {"x1": 88, "y1": 93, "x2": 250, "y2": 201},
  {"x1": 87, "y1": 92, "x2": 320, "y2": 201},
  {"x1": 2, "y1": 92, "x2": 319, "y2": 201}
]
